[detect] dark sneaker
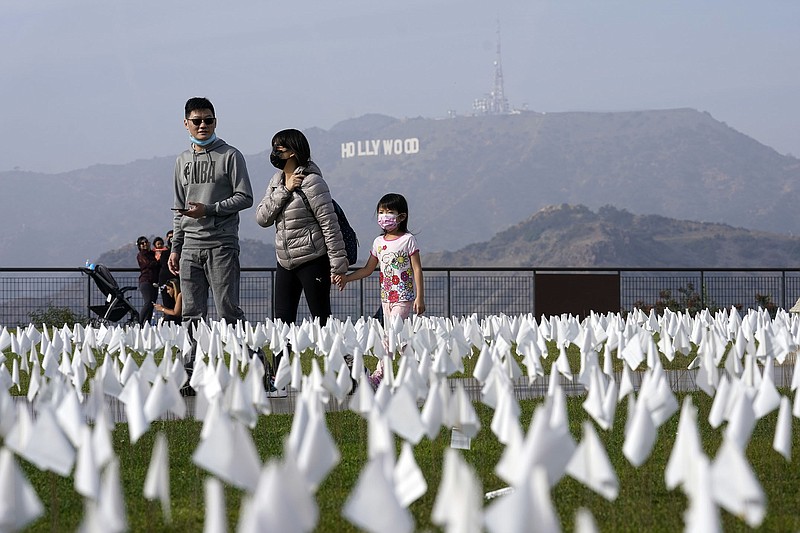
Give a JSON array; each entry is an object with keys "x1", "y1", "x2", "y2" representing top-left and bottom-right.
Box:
[
  {"x1": 265, "y1": 376, "x2": 288, "y2": 398},
  {"x1": 345, "y1": 360, "x2": 372, "y2": 396},
  {"x1": 180, "y1": 365, "x2": 195, "y2": 396},
  {"x1": 343, "y1": 354, "x2": 356, "y2": 395},
  {"x1": 344, "y1": 354, "x2": 371, "y2": 395}
]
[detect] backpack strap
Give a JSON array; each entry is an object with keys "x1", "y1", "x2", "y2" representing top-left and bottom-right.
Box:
[
  {"x1": 294, "y1": 189, "x2": 314, "y2": 216},
  {"x1": 295, "y1": 189, "x2": 329, "y2": 235}
]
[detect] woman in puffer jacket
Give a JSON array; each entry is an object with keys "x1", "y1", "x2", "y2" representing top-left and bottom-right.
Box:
[{"x1": 256, "y1": 128, "x2": 348, "y2": 333}]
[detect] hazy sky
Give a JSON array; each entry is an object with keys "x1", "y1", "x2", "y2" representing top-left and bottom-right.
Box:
[{"x1": 3, "y1": 0, "x2": 798, "y2": 173}]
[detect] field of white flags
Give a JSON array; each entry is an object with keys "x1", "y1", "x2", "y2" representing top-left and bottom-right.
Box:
[{"x1": 1, "y1": 307, "x2": 799, "y2": 532}]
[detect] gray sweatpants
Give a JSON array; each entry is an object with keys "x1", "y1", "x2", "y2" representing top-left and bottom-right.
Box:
[{"x1": 179, "y1": 246, "x2": 246, "y2": 324}]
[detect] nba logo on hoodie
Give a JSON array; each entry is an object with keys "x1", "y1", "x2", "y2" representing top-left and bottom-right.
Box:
[{"x1": 184, "y1": 160, "x2": 216, "y2": 184}]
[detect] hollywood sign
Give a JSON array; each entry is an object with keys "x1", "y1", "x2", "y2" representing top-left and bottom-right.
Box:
[{"x1": 341, "y1": 138, "x2": 420, "y2": 159}]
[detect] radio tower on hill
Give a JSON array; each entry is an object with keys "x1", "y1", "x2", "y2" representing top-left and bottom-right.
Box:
[{"x1": 473, "y1": 21, "x2": 510, "y2": 115}]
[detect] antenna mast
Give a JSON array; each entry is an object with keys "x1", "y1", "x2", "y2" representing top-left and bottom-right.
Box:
[
  {"x1": 473, "y1": 20, "x2": 510, "y2": 115},
  {"x1": 491, "y1": 21, "x2": 509, "y2": 114}
]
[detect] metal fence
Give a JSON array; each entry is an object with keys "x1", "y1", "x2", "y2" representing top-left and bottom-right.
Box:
[{"x1": 2, "y1": 267, "x2": 800, "y2": 327}]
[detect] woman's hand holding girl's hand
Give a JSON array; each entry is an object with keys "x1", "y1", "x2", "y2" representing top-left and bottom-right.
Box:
[{"x1": 332, "y1": 274, "x2": 348, "y2": 291}]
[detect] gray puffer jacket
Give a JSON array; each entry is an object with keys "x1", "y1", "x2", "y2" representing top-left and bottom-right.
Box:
[{"x1": 255, "y1": 161, "x2": 348, "y2": 274}]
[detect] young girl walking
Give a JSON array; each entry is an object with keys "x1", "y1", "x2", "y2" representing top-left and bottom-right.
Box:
[{"x1": 336, "y1": 193, "x2": 425, "y2": 389}]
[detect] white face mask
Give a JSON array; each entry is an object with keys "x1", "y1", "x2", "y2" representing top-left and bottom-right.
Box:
[{"x1": 377, "y1": 213, "x2": 399, "y2": 231}]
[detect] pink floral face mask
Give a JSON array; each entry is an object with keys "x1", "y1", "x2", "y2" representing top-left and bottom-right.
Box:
[{"x1": 378, "y1": 213, "x2": 399, "y2": 231}]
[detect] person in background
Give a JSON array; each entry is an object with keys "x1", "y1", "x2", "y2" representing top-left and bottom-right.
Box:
[
  {"x1": 153, "y1": 236, "x2": 167, "y2": 266},
  {"x1": 136, "y1": 235, "x2": 160, "y2": 326},
  {"x1": 335, "y1": 193, "x2": 425, "y2": 390},
  {"x1": 156, "y1": 230, "x2": 177, "y2": 322},
  {"x1": 154, "y1": 278, "x2": 182, "y2": 321}
]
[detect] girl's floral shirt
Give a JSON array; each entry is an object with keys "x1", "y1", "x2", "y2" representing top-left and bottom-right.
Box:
[{"x1": 370, "y1": 233, "x2": 420, "y2": 303}]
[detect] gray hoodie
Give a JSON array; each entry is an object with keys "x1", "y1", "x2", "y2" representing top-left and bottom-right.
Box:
[{"x1": 172, "y1": 137, "x2": 253, "y2": 254}]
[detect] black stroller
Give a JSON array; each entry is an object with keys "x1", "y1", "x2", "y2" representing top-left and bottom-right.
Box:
[{"x1": 79, "y1": 264, "x2": 140, "y2": 325}]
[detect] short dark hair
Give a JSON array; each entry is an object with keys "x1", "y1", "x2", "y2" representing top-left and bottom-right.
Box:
[
  {"x1": 377, "y1": 193, "x2": 410, "y2": 234},
  {"x1": 137, "y1": 235, "x2": 149, "y2": 245},
  {"x1": 271, "y1": 129, "x2": 311, "y2": 166},
  {"x1": 185, "y1": 97, "x2": 215, "y2": 118}
]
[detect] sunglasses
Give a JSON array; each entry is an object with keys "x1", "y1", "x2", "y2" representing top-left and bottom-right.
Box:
[{"x1": 188, "y1": 117, "x2": 216, "y2": 126}]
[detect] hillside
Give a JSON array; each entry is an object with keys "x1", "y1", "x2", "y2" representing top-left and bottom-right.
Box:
[
  {"x1": 96, "y1": 205, "x2": 800, "y2": 269},
  {"x1": 424, "y1": 204, "x2": 800, "y2": 268},
  {"x1": 3, "y1": 108, "x2": 799, "y2": 266}
]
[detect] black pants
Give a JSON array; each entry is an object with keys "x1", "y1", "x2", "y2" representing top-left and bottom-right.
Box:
[
  {"x1": 273, "y1": 255, "x2": 332, "y2": 367},
  {"x1": 139, "y1": 281, "x2": 158, "y2": 325},
  {"x1": 274, "y1": 255, "x2": 332, "y2": 326}
]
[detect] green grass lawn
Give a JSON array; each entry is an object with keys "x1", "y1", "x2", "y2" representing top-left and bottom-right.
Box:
[
  {"x1": 3, "y1": 326, "x2": 798, "y2": 531},
  {"x1": 12, "y1": 390, "x2": 800, "y2": 532}
]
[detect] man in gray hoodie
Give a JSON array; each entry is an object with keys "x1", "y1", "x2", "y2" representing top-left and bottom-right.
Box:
[{"x1": 168, "y1": 97, "x2": 253, "y2": 328}]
